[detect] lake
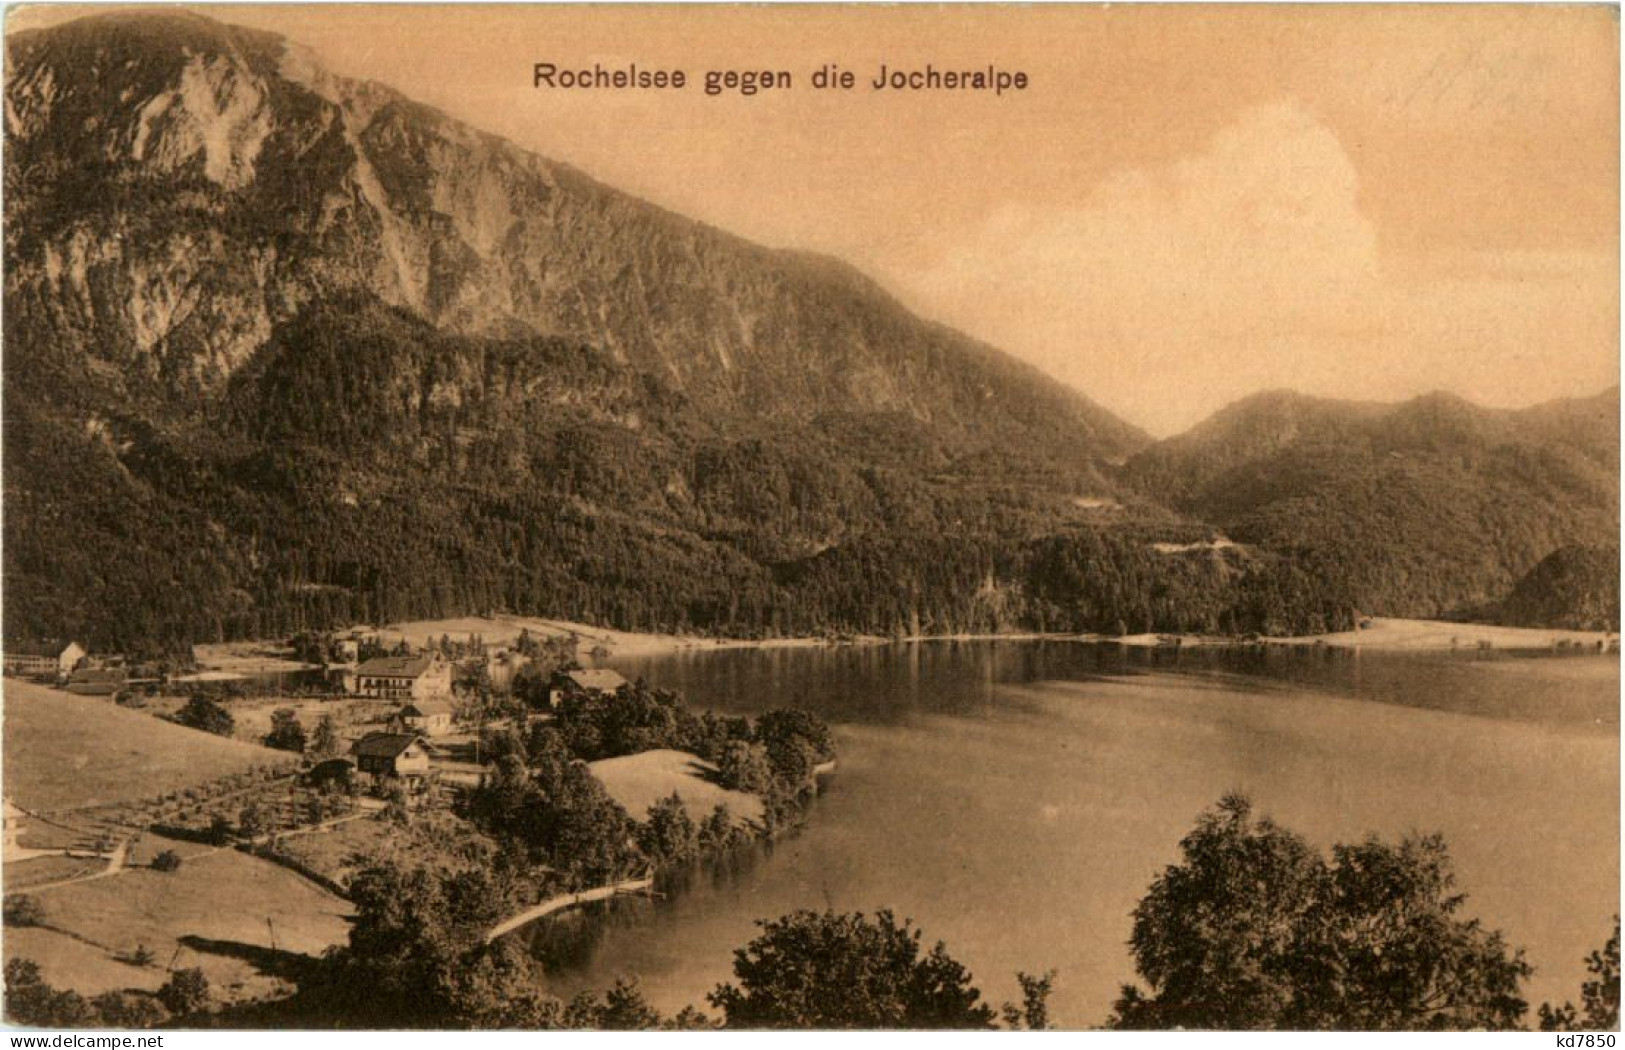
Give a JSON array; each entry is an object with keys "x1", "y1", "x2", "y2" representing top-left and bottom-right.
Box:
[{"x1": 533, "y1": 641, "x2": 1619, "y2": 1028}]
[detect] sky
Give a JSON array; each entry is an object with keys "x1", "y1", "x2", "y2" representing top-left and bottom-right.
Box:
[{"x1": 10, "y1": 3, "x2": 1620, "y2": 435}]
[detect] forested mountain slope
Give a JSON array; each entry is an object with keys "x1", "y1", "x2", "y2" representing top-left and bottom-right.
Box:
[{"x1": 1125, "y1": 389, "x2": 1620, "y2": 620}]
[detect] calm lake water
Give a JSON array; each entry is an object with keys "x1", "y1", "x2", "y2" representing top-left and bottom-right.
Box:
[{"x1": 535, "y1": 641, "x2": 1619, "y2": 1027}]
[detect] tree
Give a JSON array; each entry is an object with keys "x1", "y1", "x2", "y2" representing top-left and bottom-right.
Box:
[
  {"x1": 638, "y1": 793, "x2": 699, "y2": 868},
  {"x1": 90, "y1": 990, "x2": 167, "y2": 1028},
  {"x1": 1541, "y1": 916, "x2": 1620, "y2": 1032},
  {"x1": 310, "y1": 714, "x2": 340, "y2": 758},
  {"x1": 4, "y1": 959, "x2": 94, "y2": 1026},
  {"x1": 150, "y1": 850, "x2": 183, "y2": 873},
  {"x1": 1001, "y1": 970, "x2": 1056, "y2": 1030},
  {"x1": 3, "y1": 894, "x2": 46, "y2": 927},
  {"x1": 698, "y1": 803, "x2": 743, "y2": 851},
  {"x1": 157, "y1": 967, "x2": 211, "y2": 1016},
  {"x1": 299, "y1": 861, "x2": 552, "y2": 1028},
  {"x1": 237, "y1": 801, "x2": 276, "y2": 840},
  {"x1": 511, "y1": 663, "x2": 552, "y2": 711},
  {"x1": 264, "y1": 708, "x2": 307, "y2": 752},
  {"x1": 562, "y1": 978, "x2": 664, "y2": 1030},
  {"x1": 709, "y1": 909, "x2": 997, "y2": 1029},
  {"x1": 716, "y1": 740, "x2": 774, "y2": 794},
  {"x1": 175, "y1": 695, "x2": 235, "y2": 737},
  {"x1": 755, "y1": 709, "x2": 835, "y2": 763},
  {"x1": 1109, "y1": 795, "x2": 1531, "y2": 1031}
]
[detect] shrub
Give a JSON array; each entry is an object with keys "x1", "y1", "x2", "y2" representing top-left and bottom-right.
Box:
[
  {"x1": 3, "y1": 894, "x2": 46, "y2": 927},
  {"x1": 157, "y1": 967, "x2": 211, "y2": 1016},
  {"x1": 174, "y1": 696, "x2": 234, "y2": 737},
  {"x1": 151, "y1": 850, "x2": 183, "y2": 873}
]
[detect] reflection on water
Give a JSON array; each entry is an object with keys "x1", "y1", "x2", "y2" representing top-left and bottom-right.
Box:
[
  {"x1": 602, "y1": 640, "x2": 1617, "y2": 728},
  {"x1": 530, "y1": 641, "x2": 1617, "y2": 1027}
]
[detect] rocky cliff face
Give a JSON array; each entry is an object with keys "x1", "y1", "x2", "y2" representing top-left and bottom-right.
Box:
[{"x1": 5, "y1": 10, "x2": 1145, "y2": 462}]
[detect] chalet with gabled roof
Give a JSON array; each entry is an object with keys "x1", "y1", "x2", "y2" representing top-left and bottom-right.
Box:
[
  {"x1": 548, "y1": 667, "x2": 629, "y2": 709},
  {"x1": 350, "y1": 732, "x2": 437, "y2": 779}
]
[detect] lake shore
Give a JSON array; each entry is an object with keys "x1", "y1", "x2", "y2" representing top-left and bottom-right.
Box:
[{"x1": 191, "y1": 614, "x2": 1616, "y2": 676}]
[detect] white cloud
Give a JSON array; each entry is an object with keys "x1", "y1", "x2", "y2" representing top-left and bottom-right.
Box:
[{"x1": 897, "y1": 100, "x2": 1615, "y2": 435}]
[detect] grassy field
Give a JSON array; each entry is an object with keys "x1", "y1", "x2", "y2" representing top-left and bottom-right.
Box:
[
  {"x1": 3, "y1": 680, "x2": 295, "y2": 814},
  {"x1": 1, "y1": 925, "x2": 165, "y2": 997},
  {"x1": 271, "y1": 817, "x2": 398, "y2": 890},
  {"x1": 16, "y1": 848, "x2": 353, "y2": 1004},
  {"x1": 4, "y1": 854, "x2": 103, "y2": 890},
  {"x1": 590, "y1": 749, "x2": 764, "y2": 825}
]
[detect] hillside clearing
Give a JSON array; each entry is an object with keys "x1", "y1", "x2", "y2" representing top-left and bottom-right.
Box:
[
  {"x1": 3, "y1": 680, "x2": 294, "y2": 814},
  {"x1": 20, "y1": 848, "x2": 352, "y2": 1004},
  {"x1": 589, "y1": 749, "x2": 764, "y2": 825}
]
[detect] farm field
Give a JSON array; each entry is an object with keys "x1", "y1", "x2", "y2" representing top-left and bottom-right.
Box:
[
  {"x1": 12, "y1": 848, "x2": 353, "y2": 1004},
  {"x1": 3, "y1": 680, "x2": 294, "y2": 814},
  {"x1": 589, "y1": 749, "x2": 764, "y2": 825}
]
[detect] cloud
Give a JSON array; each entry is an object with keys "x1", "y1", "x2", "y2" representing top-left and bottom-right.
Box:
[{"x1": 898, "y1": 100, "x2": 1614, "y2": 435}]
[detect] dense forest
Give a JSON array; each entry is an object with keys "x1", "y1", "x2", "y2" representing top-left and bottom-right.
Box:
[{"x1": 4, "y1": 296, "x2": 1356, "y2": 658}]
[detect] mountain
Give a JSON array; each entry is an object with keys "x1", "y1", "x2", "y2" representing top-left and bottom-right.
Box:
[
  {"x1": 5, "y1": 11, "x2": 1275, "y2": 657},
  {"x1": 4, "y1": 12, "x2": 1612, "y2": 656},
  {"x1": 3, "y1": 11, "x2": 1143, "y2": 464},
  {"x1": 1125, "y1": 388, "x2": 1620, "y2": 620}
]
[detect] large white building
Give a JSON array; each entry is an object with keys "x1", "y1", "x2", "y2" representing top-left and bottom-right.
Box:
[{"x1": 353, "y1": 653, "x2": 453, "y2": 701}]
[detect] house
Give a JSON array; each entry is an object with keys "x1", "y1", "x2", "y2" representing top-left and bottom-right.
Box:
[
  {"x1": 547, "y1": 668, "x2": 629, "y2": 708},
  {"x1": 352, "y1": 653, "x2": 452, "y2": 701},
  {"x1": 396, "y1": 699, "x2": 455, "y2": 736},
  {"x1": 350, "y1": 733, "x2": 436, "y2": 780},
  {"x1": 3, "y1": 641, "x2": 87, "y2": 678},
  {"x1": 66, "y1": 666, "x2": 126, "y2": 697}
]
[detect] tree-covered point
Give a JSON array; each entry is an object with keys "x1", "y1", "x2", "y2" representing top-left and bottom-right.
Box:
[{"x1": 462, "y1": 689, "x2": 835, "y2": 886}]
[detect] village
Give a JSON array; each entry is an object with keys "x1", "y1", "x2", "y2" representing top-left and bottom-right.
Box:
[{"x1": 0, "y1": 623, "x2": 835, "y2": 1020}]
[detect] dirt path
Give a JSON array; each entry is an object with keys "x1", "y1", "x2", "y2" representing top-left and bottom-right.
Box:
[
  {"x1": 26, "y1": 839, "x2": 131, "y2": 893},
  {"x1": 484, "y1": 875, "x2": 655, "y2": 943}
]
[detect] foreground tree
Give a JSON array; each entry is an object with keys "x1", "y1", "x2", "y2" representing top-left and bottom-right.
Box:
[
  {"x1": 1541, "y1": 916, "x2": 1621, "y2": 1032},
  {"x1": 709, "y1": 909, "x2": 997, "y2": 1029},
  {"x1": 1109, "y1": 795, "x2": 1531, "y2": 1031}
]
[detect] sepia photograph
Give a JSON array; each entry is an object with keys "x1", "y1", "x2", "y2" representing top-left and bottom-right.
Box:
[{"x1": 0, "y1": 1, "x2": 1618, "y2": 1033}]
